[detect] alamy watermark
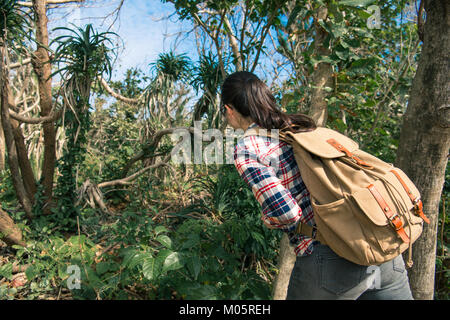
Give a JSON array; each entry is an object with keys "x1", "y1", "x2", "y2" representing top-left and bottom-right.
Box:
[
  {"x1": 367, "y1": 5, "x2": 381, "y2": 29},
  {"x1": 366, "y1": 265, "x2": 381, "y2": 290},
  {"x1": 169, "y1": 121, "x2": 281, "y2": 168},
  {"x1": 66, "y1": 265, "x2": 81, "y2": 290}
]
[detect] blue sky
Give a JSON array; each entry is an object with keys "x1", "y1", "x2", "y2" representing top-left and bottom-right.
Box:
[{"x1": 48, "y1": 0, "x2": 197, "y2": 81}]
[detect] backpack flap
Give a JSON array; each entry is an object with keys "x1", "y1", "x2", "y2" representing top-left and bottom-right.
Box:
[{"x1": 284, "y1": 127, "x2": 359, "y2": 159}]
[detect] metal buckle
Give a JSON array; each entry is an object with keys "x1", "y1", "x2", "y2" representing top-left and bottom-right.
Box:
[
  {"x1": 413, "y1": 197, "x2": 423, "y2": 214},
  {"x1": 388, "y1": 213, "x2": 402, "y2": 230}
]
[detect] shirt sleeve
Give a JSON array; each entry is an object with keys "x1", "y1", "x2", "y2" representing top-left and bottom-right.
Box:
[{"x1": 234, "y1": 137, "x2": 302, "y2": 232}]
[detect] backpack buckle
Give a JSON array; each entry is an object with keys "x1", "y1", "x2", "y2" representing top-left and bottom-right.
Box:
[
  {"x1": 413, "y1": 197, "x2": 430, "y2": 224},
  {"x1": 388, "y1": 213, "x2": 402, "y2": 230}
]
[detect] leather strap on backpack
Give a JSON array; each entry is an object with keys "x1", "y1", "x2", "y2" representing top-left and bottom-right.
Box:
[
  {"x1": 367, "y1": 184, "x2": 410, "y2": 243},
  {"x1": 326, "y1": 139, "x2": 373, "y2": 168},
  {"x1": 390, "y1": 169, "x2": 430, "y2": 224}
]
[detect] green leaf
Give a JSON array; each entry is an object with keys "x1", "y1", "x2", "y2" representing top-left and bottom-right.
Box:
[
  {"x1": 142, "y1": 257, "x2": 157, "y2": 281},
  {"x1": 0, "y1": 263, "x2": 13, "y2": 280},
  {"x1": 162, "y1": 251, "x2": 183, "y2": 273},
  {"x1": 128, "y1": 252, "x2": 148, "y2": 269},
  {"x1": 154, "y1": 226, "x2": 168, "y2": 236},
  {"x1": 96, "y1": 261, "x2": 110, "y2": 275},
  {"x1": 25, "y1": 265, "x2": 37, "y2": 281},
  {"x1": 186, "y1": 255, "x2": 202, "y2": 280},
  {"x1": 251, "y1": 232, "x2": 264, "y2": 244},
  {"x1": 156, "y1": 249, "x2": 172, "y2": 272},
  {"x1": 156, "y1": 235, "x2": 172, "y2": 249}
]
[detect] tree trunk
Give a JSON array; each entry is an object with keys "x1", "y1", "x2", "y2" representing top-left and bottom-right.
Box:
[
  {"x1": 272, "y1": 233, "x2": 297, "y2": 299},
  {"x1": 32, "y1": 0, "x2": 56, "y2": 210},
  {"x1": 5, "y1": 87, "x2": 37, "y2": 201},
  {"x1": 0, "y1": 118, "x2": 5, "y2": 171},
  {"x1": 11, "y1": 118, "x2": 37, "y2": 201},
  {"x1": 0, "y1": 69, "x2": 33, "y2": 218},
  {"x1": 0, "y1": 207, "x2": 26, "y2": 247},
  {"x1": 395, "y1": 0, "x2": 449, "y2": 300},
  {"x1": 308, "y1": 5, "x2": 333, "y2": 125}
]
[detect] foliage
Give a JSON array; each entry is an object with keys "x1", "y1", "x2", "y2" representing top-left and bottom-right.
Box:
[
  {"x1": 0, "y1": 0, "x2": 32, "y2": 48},
  {"x1": 276, "y1": 0, "x2": 420, "y2": 163},
  {"x1": 151, "y1": 51, "x2": 191, "y2": 82},
  {"x1": 51, "y1": 24, "x2": 117, "y2": 79},
  {"x1": 49, "y1": 24, "x2": 118, "y2": 228},
  {"x1": 0, "y1": 164, "x2": 278, "y2": 300}
]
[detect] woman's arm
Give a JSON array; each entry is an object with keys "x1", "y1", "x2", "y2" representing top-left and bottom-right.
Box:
[{"x1": 234, "y1": 137, "x2": 304, "y2": 232}]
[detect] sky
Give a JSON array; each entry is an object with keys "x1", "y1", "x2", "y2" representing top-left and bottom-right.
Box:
[{"x1": 47, "y1": 0, "x2": 197, "y2": 81}]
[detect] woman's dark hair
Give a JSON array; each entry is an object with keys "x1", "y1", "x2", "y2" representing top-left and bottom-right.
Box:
[{"x1": 220, "y1": 71, "x2": 316, "y2": 133}]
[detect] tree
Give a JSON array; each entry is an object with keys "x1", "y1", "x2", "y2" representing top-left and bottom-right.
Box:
[
  {"x1": 31, "y1": 0, "x2": 58, "y2": 212},
  {"x1": 164, "y1": 0, "x2": 286, "y2": 128},
  {"x1": 0, "y1": 0, "x2": 35, "y2": 219},
  {"x1": 395, "y1": 0, "x2": 449, "y2": 300},
  {"x1": 51, "y1": 23, "x2": 116, "y2": 223}
]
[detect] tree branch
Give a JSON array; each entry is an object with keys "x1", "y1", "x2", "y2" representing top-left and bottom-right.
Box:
[
  {"x1": 9, "y1": 108, "x2": 63, "y2": 124},
  {"x1": 98, "y1": 76, "x2": 140, "y2": 105},
  {"x1": 223, "y1": 15, "x2": 242, "y2": 71},
  {"x1": 99, "y1": 157, "x2": 171, "y2": 188},
  {"x1": 9, "y1": 58, "x2": 32, "y2": 69},
  {"x1": 121, "y1": 126, "x2": 195, "y2": 177}
]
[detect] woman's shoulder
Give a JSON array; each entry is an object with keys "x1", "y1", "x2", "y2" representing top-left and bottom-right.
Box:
[{"x1": 235, "y1": 133, "x2": 289, "y2": 157}]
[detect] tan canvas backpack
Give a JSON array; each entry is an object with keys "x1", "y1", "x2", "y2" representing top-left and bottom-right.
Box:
[{"x1": 244, "y1": 126, "x2": 429, "y2": 267}]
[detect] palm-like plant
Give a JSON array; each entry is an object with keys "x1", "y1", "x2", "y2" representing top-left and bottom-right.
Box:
[
  {"x1": 51, "y1": 24, "x2": 116, "y2": 81},
  {"x1": 50, "y1": 24, "x2": 118, "y2": 223},
  {"x1": 0, "y1": 0, "x2": 31, "y2": 47},
  {"x1": 144, "y1": 51, "x2": 191, "y2": 132},
  {"x1": 151, "y1": 51, "x2": 191, "y2": 81},
  {"x1": 191, "y1": 52, "x2": 225, "y2": 128}
]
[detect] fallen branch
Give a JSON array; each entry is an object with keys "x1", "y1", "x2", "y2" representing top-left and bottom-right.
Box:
[
  {"x1": 77, "y1": 179, "x2": 109, "y2": 214},
  {"x1": 100, "y1": 156, "x2": 171, "y2": 188}
]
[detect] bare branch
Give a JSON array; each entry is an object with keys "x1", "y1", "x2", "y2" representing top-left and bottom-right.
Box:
[
  {"x1": 121, "y1": 126, "x2": 195, "y2": 177},
  {"x1": 9, "y1": 58, "x2": 32, "y2": 70},
  {"x1": 98, "y1": 76, "x2": 140, "y2": 105},
  {"x1": 9, "y1": 108, "x2": 63, "y2": 124},
  {"x1": 99, "y1": 157, "x2": 171, "y2": 188}
]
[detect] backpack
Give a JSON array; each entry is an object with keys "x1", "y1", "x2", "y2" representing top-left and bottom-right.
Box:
[{"x1": 244, "y1": 126, "x2": 429, "y2": 267}]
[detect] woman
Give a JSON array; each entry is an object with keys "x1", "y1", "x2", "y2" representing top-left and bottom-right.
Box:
[{"x1": 221, "y1": 71, "x2": 413, "y2": 300}]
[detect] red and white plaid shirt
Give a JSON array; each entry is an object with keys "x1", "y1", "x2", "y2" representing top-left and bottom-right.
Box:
[{"x1": 233, "y1": 123, "x2": 317, "y2": 256}]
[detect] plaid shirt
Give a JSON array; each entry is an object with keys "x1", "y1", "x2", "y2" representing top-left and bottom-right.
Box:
[{"x1": 233, "y1": 123, "x2": 317, "y2": 256}]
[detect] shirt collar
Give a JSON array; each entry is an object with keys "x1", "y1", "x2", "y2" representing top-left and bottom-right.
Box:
[{"x1": 245, "y1": 122, "x2": 258, "y2": 133}]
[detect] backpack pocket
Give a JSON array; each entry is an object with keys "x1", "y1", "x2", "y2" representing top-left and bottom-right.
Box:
[{"x1": 311, "y1": 174, "x2": 424, "y2": 266}]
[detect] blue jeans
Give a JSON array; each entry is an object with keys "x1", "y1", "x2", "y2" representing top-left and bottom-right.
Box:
[{"x1": 286, "y1": 244, "x2": 413, "y2": 300}]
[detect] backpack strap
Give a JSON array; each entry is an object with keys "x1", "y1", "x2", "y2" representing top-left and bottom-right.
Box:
[
  {"x1": 243, "y1": 127, "x2": 289, "y2": 142},
  {"x1": 390, "y1": 169, "x2": 430, "y2": 224},
  {"x1": 326, "y1": 139, "x2": 373, "y2": 168},
  {"x1": 367, "y1": 184, "x2": 410, "y2": 243}
]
